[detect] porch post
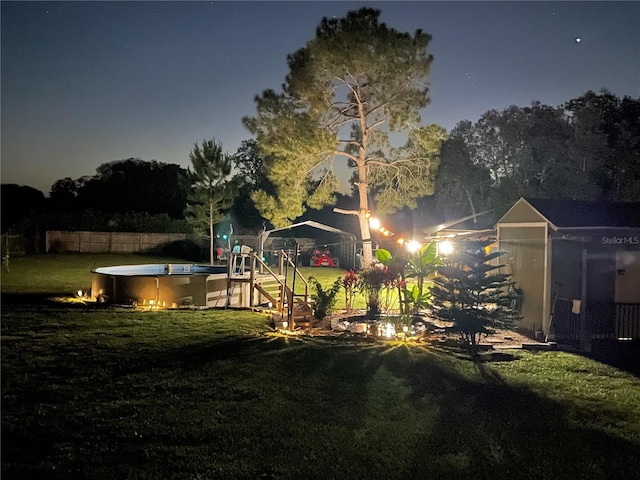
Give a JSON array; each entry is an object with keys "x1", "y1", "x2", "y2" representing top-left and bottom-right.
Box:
[{"x1": 579, "y1": 248, "x2": 591, "y2": 352}]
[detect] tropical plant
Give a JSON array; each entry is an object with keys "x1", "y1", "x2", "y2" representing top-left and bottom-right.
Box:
[
  {"x1": 430, "y1": 239, "x2": 521, "y2": 356},
  {"x1": 341, "y1": 269, "x2": 358, "y2": 312},
  {"x1": 357, "y1": 265, "x2": 398, "y2": 318},
  {"x1": 309, "y1": 276, "x2": 342, "y2": 320},
  {"x1": 374, "y1": 248, "x2": 407, "y2": 314},
  {"x1": 403, "y1": 284, "x2": 432, "y2": 316},
  {"x1": 404, "y1": 241, "x2": 441, "y2": 314}
]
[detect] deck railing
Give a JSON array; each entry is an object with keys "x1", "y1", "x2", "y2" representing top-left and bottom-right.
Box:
[
  {"x1": 553, "y1": 299, "x2": 640, "y2": 345},
  {"x1": 552, "y1": 298, "x2": 581, "y2": 346},
  {"x1": 615, "y1": 303, "x2": 640, "y2": 340}
]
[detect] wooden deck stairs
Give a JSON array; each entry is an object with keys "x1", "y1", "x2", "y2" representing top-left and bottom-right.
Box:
[{"x1": 225, "y1": 251, "x2": 314, "y2": 329}]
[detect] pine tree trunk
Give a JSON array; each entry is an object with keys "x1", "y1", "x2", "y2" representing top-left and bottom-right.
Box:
[{"x1": 209, "y1": 205, "x2": 214, "y2": 266}]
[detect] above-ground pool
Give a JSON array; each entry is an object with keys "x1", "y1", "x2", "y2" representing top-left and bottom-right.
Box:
[{"x1": 91, "y1": 264, "x2": 232, "y2": 308}]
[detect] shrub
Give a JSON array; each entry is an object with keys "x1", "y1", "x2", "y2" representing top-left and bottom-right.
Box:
[{"x1": 309, "y1": 276, "x2": 342, "y2": 320}]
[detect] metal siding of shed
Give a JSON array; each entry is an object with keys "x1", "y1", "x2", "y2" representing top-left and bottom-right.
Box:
[
  {"x1": 551, "y1": 240, "x2": 584, "y2": 300},
  {"x1": 498, "y1": 224, "x2": 549, "y2": 333}
]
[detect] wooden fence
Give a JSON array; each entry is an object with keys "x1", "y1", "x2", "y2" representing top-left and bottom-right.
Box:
[{"x1": 46, "y1": 231, "x2": 195, "y2": 254}]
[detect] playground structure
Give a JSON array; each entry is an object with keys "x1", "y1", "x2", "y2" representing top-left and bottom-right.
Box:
[{"x1": 91, "y1": 248, "x2": 315, "y2": 328}]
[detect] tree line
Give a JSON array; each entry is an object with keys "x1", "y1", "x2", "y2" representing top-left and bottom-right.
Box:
[
  {"x1": 435, "y1": 91, "x2": 640, "y2": 223},
  {"x1": 2, "y1": 8, "x2": 638, "y2": 260}
]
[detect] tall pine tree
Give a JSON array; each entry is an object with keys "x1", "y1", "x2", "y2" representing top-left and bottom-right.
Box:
[
  {"x1": 244, "y1": 8, "x2": 446, "y2": 266},
  {"x1": 186, "y1": 140, "x2": 235, "y2": 265}
]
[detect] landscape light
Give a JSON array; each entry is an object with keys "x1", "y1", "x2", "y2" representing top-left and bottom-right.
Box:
[
  {"x1": 369, "y1": 217, "x2": 381, "y2": 230},
  {"x1": 384, "y1": 322, "x2": 395, "y2": 339}
]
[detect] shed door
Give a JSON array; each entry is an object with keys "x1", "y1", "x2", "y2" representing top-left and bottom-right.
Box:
[
  {"x1": 615, "y1": 251, "x2": 640, "y2": 303},
  {"x1": 498, "y1": 224, "x2": 549, "y2": 332}
]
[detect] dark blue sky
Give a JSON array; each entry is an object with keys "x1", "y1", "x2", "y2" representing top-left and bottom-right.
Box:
[{"x1": 2, "y1": 1, "x2": 639, "y2": 195}]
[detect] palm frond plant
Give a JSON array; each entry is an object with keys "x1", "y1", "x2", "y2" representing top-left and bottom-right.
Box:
[{"x1": 404, "y1": 241, "x2": 441, "y2": 314}]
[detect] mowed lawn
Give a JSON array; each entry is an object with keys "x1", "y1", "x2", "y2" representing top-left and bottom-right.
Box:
[{"x1": 2, "y1": 255, "x2": 640, "y2": 479}]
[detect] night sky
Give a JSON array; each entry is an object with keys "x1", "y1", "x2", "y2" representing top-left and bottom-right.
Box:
[{"x1": 2, "y1": 1, "x2": 639, "y2": 195}]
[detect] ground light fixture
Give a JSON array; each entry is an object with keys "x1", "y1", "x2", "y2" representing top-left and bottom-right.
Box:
[{"x1": 384, "y1": 322, "x2": 395, "y2": 339}]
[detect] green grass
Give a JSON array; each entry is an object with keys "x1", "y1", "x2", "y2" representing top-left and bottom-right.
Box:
[
  {"x1": 2, "y1": 255, "x2": 640, "y2": 479},
  {"x1": 0, "y1": 254, "x2": 190, "y2": 294},
  {"x1": 1, "y1": 254, "x2": 371, "y2": 310}
]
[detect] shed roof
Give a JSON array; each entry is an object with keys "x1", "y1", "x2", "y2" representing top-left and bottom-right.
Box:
[
  {"x1": 499, "y1": 198, "x2": 640, "y2": 229},
  {"x1": 422, "y1": 209, "x2": 496, "y2": 236}
]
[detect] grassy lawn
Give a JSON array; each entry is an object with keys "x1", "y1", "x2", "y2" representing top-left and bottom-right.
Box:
[
  {"x1": 2, "y1": 255, "x2": 640, "y2": 479},
  {"x1": 0, "y1": 254, "x2": 195, "y2": 295},
  {"x1": 0, "y1": 254, "x2": 370, "y2": 310}
]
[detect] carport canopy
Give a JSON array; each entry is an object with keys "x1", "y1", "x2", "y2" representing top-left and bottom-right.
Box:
[{"x1": 259, "y1": 220, "x2": 357, "y2": 269}]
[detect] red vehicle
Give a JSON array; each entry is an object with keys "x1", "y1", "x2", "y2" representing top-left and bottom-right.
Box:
[{"x1": 310, "y1": 248, "x2": 339, "y2": 267}]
